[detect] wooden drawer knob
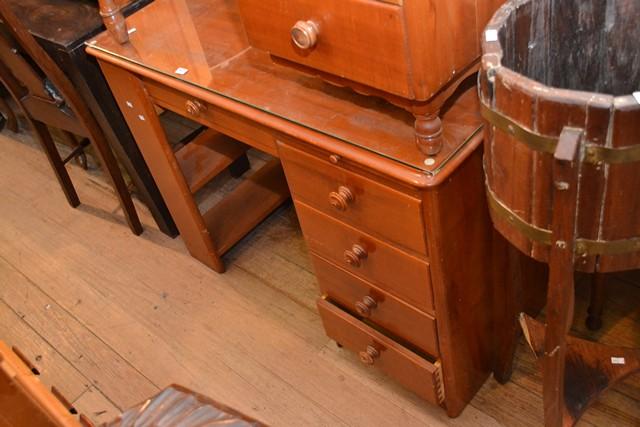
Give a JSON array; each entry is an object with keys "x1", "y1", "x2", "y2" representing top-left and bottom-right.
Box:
[
  {"x1": 291, "y1": 20, "x2": 319, "y2": 50},
  {"x1": 344, "y1": 244, "x2": 367, "y2": 268},
  {"x1": 328, "y1": 186, "x2": 354, "y2": 211},
  {"x1": 186, "y1": 99, "x2": 206, "y2": 116},
  {"x1": 355, "y1": 296, "x2": 378, "y2": 318},
  {"x1": 359, "y1": 345, "x2": 380, "y2": 366}
]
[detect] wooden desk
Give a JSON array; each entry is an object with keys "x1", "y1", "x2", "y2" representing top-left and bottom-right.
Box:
[
  {"x1": 87, "y1": 0, "x2": 498, "y2": 417},
  {"x1": 8, "y1": 0, "x2": 179, "y2": 237}
]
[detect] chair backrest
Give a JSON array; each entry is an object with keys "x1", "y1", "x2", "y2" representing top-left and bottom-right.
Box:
[
  {"x1": 0, "y1": 25, "x2": 50, "y2": 101},
  {"x1": 0, "y1": 1, "x2": 102, "y2": 138}
]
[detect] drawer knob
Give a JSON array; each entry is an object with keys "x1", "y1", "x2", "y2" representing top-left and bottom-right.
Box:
[
  {"x1": 291, "y1": 20, "x2": 319, "y2": 50},
  {"x1": 344, "y1": 244, "x2": 367, "y2": 268},
  {"x1": 359, "y1": 345, "x2": 380, "y2": 366},
  {"x1": 329, "y1": 186, "x2": 354, "y2": 211},
  {"x1": 186, "y1": 99, "x2": 206, "y2": 116},
  {"x1": 355, "y1": 296, "x2": 378, "y2": 318}
]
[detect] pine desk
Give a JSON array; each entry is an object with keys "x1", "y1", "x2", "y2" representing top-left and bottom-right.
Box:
[{"x1": 87, "y1": 0, "x2": 506, "y2": 417}]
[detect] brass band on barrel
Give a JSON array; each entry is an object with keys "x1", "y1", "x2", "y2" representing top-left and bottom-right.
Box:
[
  {"x1": 480, "y1": 102, "x2": 640, "y2": 165},
  {"x1": 485, "y1": 184, "x2": 640, "y2": 257}
]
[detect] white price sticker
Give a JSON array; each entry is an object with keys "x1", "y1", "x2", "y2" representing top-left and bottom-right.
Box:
[
  {"x1": 485, "y1": 29, "x2": 498, "y2": 42},
  {"x1": 611, "y1": 357, "x2": 626, "y2": 365},
  {"x1": 174, "y1": 67, "x2": 189, "y2": 75},
  {"x1": 633, "y1": 92, "x2": 640, "y2": 104}
]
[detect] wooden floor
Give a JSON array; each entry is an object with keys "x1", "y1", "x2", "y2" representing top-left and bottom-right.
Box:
[{"x1": 0, "y1": 128, "x2": 638, "y2": 427}]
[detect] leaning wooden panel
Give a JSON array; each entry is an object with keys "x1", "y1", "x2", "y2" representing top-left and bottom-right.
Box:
[{"x1": 0, "y1": 342, "x2": 83, "y2": 427}]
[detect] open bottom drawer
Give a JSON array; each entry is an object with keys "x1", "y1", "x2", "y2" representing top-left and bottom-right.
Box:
[{"x1": 317, "y1": 298, "x2": 444, "y2": 406}]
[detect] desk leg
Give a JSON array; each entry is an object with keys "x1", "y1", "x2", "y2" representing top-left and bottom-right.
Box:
[{"x1": 99, "y1": 61, "x2": 224, "y2": 273}]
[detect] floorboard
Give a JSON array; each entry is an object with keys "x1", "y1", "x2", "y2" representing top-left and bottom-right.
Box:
[{"x1": 0, "y1": 129, "x2": 638, "y2": 426}]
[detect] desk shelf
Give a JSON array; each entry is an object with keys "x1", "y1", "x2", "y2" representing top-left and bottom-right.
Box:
[
  {"x1": 176, "y1": 129, "x2": 248, "y2": 193},
  {"x1": 203, "y1": 159, "x2": 289, "y2": 255}
]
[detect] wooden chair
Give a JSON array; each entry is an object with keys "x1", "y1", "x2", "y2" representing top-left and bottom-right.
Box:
[{"x1": 0, "y1": 2, "x2": 142, "y2": 235}]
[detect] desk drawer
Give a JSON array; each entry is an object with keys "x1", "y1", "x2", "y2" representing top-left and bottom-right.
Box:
[
  {"x1": 313, "y1": 255, "x2": 438, "y2": 356},
  {"x1": 144, "y1": 79, "x2": 278, "y2": 156},
  {"x1": 237, "y1": 0, "x2": 412, "y2": 98},
  {"x1": 297, "y1": 202, "x2": 434, "y2": 312},
  {"x1": 279, "y1": 142, "x2": 427, "y2": 256},
  {"x1": 318, "y1": 298, "x2": 444, "y2": 405}
]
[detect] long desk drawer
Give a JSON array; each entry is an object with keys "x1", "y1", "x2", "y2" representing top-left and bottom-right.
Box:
[
  {"x1": 278, "y1": 141, "x2": 427, "y2": 256},
  {"x1": 317, "y1": 298, "x2": 444, "y2": 405},
  {"x1": 296, "y1": 202, "x2": 434, "y2": 313},
  {"x1": 144, "y1": 79, "x2": 278, "y2": 156},
  {"x1": 313, "y1": 255, "x2": 438, "y2": 356}
]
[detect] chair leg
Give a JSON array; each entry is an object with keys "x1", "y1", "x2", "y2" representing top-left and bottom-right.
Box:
[
  {"x1": 0, "y1": 95, "x2": 18, "y2": 133},
  {"x1": 586, "y1": 272, "x2": 606, "y2": 331},
  {"x1": 32, "y1": 120, "x2": 80, "y2": 208},
  {"x1": 88, "y1": 131, "x2": 143, "y2": 235},
  {"x1": 60, "y1": 131, "x2": 89, "y2": 170}
]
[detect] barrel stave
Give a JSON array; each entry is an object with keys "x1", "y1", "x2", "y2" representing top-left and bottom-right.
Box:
[{"x1": 599, "y1": 99, "x2": 640, "y2": 272}]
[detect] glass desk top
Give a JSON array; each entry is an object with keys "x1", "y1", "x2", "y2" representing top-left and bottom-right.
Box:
[{"x1": 88, "y1": 0, "x2": 483, "y2": 174}]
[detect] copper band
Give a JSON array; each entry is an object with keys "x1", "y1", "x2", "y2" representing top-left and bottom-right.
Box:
[
  {"x1": 481, "y1": 102, "x2": 640, "y2": 165},
  {"x1": 486, "y1": 184, "x2": 640, "y2": 256}
]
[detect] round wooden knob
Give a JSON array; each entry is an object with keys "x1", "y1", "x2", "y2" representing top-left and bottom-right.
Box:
[
  {"x1": 186, "y1": 99, "x2": 205, "y2": 116},
  {"x1": 328, "y1": 154, "x2": 341, "y2": 164},
  {"x1": 291, "y1": 20, "x2": 319, "y2": 50},
  {"x1": 344, "y1": 244, "x2": 367, "y2": 268},
  {"x1": 355, "y1": 296, "x2": 378, "y2": 318},
  {"x1": 328, "y1": 186, "x2": 354, "y2": 211},
  {"x1": 359, "y1": 345, "x2": 380, "y2": 366}
]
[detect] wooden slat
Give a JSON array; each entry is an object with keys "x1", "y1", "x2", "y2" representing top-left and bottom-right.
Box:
[{"x1": 175, "y1": 129, "x2": 248, "y2": 193}]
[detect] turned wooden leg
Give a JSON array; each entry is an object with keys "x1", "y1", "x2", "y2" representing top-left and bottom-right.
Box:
[
  {"x1": 99, "y1": 0, "x2": 129, "y2": 44},
  {"x1": 414, "y1": 113, "x2": 443, "y2": 156},
  {"x1": 586, "y1": 272, "x2": 606, "y2": 331}
]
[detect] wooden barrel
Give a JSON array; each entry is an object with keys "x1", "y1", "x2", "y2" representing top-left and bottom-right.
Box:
[{"x1": 479, "y1": 0, "x2": 640, "y2": 273}]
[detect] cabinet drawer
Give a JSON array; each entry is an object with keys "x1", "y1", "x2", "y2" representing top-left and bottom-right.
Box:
[
  {"x1": 237, "y1": 0, "x2": 412, "y2": 98},
  {"x1": 279, "y1": 142, "x2": 427, "y2": 256},
  {"x1": 297, "y1": 202, "x2": 434, "y2": 312},
  {"x1": 313, "y1": 255, "x2": 438, "y2": 356},
  {"x1": 317, "y1": 298, "x2": 444, "y2": 405},
  {"x1": 144, "y1": 79, "x2": 278, "y2": 156}
]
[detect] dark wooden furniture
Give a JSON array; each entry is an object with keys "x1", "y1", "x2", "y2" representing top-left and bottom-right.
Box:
[
  {"x1": 237, "y1": 0, "x2": 504, "y2": 155},
  {"x1": 87, "y1": 0, "x2": 506, "y2": 417},
  {"x1": 480, "y1": 1, "x2": 640, "y2": 425},
  {"x1": 6, "y1": 0, "x2": 178, "y2": 237},
  {"x1": 0, "y1": 2, "x2": 142, "y2": 235}
]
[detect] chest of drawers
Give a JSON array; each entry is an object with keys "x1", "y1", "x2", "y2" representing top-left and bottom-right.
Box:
[
  {"x1": 277, "y1": 104, "x2": 495, "y2": 417},
  {"x1": 237, "y1": 0, "x2": 504, "y2": 154}
]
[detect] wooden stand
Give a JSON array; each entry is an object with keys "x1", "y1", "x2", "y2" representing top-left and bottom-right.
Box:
[{"x1": 518, "y1": 128, "x2": 640, "y2": 427}]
